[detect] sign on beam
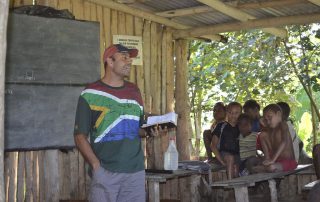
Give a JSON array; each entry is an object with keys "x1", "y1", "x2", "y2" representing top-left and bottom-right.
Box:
[{"x1": 113, "y1": 35, "x2": 143, "y2": 65}]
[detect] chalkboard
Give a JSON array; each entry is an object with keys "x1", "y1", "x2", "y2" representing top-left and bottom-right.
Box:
[
  {"x1": 5, "y1": 13, "x2": 100, "y2": 150},
  {"x1": 6, "y1": 13, "x2": 100, "y2": 84}
]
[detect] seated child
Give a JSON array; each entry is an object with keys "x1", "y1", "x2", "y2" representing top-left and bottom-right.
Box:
[
  {"x1": 238, "y1": 113, "x2": 258, "y2": 176},
  {"x1": 243, "y1": 99, "x2": 261, "y2": 132},
  {"x1": 253, "y1": 104, "x2": 297, "y2": 173},
  {"x1": 210, "y1": 102, "x2": 242, "y2": 179},
  {"x1": 277, "y1": 101, "x2": 301, "y2": 163},
  {"x1": 203, "y1": 102, "x2": 226, "y2": 163}
]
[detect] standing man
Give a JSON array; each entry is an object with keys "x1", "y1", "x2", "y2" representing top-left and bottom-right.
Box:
[{"x1": 74, "y1": 44, "x2": 146, "y2": 202}]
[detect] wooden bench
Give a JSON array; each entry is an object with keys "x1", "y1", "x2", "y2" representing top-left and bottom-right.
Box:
[
  {"x1": 146, "y1": 169, "x2": 198, "y2": 202},
  {"x1": 146, "y1": 163, "x2": 225, "y2": 202},
  {"x1": 211, "y1": 164, "x2": 312, "y2": 202}
]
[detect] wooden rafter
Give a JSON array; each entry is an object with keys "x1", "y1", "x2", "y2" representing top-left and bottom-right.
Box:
[
  {"x1": 156, "y1": 0, "x2": 306, "y2": 18},
  {"x1": 196, "y1": 0, "x2": 287, "y2": 38},
  {"x1": 173, "y1": 12, "x2": 320, "y2": 39},
  {"x1": 308, "y1": 0, "x2": 320, "y2": 6},
  {"x1": 88, "y1": 0, "x2": 223, "y2": 41}
]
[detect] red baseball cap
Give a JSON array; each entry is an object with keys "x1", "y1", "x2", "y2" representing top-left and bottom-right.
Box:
[{"x1": 103, "y1": 44, "x2": 138, "y2": 62}]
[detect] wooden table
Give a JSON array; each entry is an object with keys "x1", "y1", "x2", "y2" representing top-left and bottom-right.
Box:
[
  {"x1": 211, "y1": 164, "x2": 312, "y2": 202},
  {"x1": 146, "y1": 169, "x2": 198, "y2": 202}
]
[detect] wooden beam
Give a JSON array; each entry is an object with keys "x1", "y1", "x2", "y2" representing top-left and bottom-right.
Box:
[
  {"x1": 88, "y1": 0, "x2": 223, "y2": 41},
  {"x1": 88, "y1": 0, "x2": 189, "y2": 29},
  {"x1": 235, "y1": 0, "x2": 307, "y2": 9},
  {"x1": 173, "y1": 12, "x2": 320, "y2": 39},
  {"x1": 156, "y1": 0, "x2": 306, "y2": 17},
  {"x1": 156, "y1": 6, "x2": 211, "y2": 18},
  {"x1": 0, "y1": 1, "x2": 9, "y2": 202},
  {"x1": 175, "y1": 40, "x2": 191, "y2": 161},
  {"x1": 308, "y1": 0, "x2": 320, "y2": 6},
  {"x1": 196, "y1": 0, "x2": 287, "y2": 38}
]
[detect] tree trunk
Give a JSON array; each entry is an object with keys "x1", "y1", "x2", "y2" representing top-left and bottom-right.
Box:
[
  {"x1": 311, "y1": 103, "x2": 318, "y2": 146},
  {"x1": 0, "y1": 1, "x2": 9, "y2": 201},
  {"x1": 283, "y1": 41, "x2": 320, "y2": 122},
  {"x1": 175, "y1": 39, "x2": 191, "y2": 160}
]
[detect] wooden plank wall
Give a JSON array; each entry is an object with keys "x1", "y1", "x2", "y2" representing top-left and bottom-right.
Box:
[{"x1": 5, "y1": 0, "x2": 175, "y2": 201}]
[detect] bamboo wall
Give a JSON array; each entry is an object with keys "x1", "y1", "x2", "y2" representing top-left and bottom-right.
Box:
[{"x1": 5, "y1": 0, "x2": 178, "y2": 201}]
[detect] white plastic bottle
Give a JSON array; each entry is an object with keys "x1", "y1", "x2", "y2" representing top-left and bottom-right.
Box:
[{"x1": 164, "y1": 137, "x2": 179, "y2": 170}]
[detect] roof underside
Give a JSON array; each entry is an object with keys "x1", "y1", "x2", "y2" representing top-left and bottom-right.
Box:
[
  {"x1": 129, "y1": 0, "x2": 320, "y2": 26},
  {"x1": 110, "y1": 0, "x2": 320, "y2": 40}
]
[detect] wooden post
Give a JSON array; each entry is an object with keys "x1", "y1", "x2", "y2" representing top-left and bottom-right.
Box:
[
  {"x1": 174, "y1": 39, "x2": 191, "y2": 160},
  {"x1": 234, "y1": 186, "x2": 249, "y2": 202},
  {"x1": 148, "y1": 181, "x2": 160, "y2": 202},
  {"x1": 0, "y1": 1, "x2": 9, "y2": 201},
  {"x1": 268, "y1": 179, "x2": 278, "y2": 202}
]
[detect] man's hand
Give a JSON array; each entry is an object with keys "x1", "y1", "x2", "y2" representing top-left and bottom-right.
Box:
[{"x1": 150, "y1": 125, "x2": 169, "y2": 137}]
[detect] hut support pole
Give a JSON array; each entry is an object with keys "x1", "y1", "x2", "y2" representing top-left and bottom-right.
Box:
[
  {"x1": 0, "y1": 1, "x2": 9, "y2": 201},
  {"x1": 174, "y1": 39, "x2": 191, "y2": 160}
]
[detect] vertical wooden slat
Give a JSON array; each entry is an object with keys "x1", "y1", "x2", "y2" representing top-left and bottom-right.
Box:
[
  {"x1": 70, "y1": 149, "x2": 79, "y2": 198},
  {"x1": 143, "y1": 20, "x2": 153, "y2": 168},
  {"x1": 155, "y1": 23, "x2": 162, "y2": 113},
  {"x1": 44, "y1": 150, "x2": 59, "y2": 202},
  {"x1": 170, "y1": 178, "x2": 179, "y2": 199},
  {"x1": 90, "y1": 2, "x2": 97, "y2": 22},
  {"x1": 150, "y1": 22, "x2": 161, "y2": 169},
  {"x1": 16, "y1": 152, "x2": 25, "y2": 202},
  {"x1": 32, "y1": 151, "x2": 39, "y2": 202},
  {"x1": 57, "y1": 0, "x2": 71, "y2": 11},
  {"x1": 25, "y1": 151, "x2": 33, "y2": 202},
  {"x1": 96, "y1": 4, "x2": 105, "y2": 78},
  {"x1": 134, "y1": 17, "x2": 144, "y2": 98},
  {"x1": 8, "y1": 152, "x2": 18, "y2": 202},
  {"x1": 72, "y1": 0, "x2": 84, "y2": 20},
  {"x1": 78, "y1": 152, "x2": 86, "y2": 199},
  {"x1": 38, "y1": 150, "x2": 45, "y2": 202},
  {"x1": 166, "y1": 28, "x2": 174, "y2": 113},
  {"x1": 103, "y1": 7, "x2": 111, "y2": 48},
  {"x1": 59, "y1": 150, "x2": 71, "y2": 200},
  {"x1": 46, "y1": 0, "x2": 58, "y2": 8},
  {"x1": 179, "y1": 177, "x2": 189, "y2": 202},
  {"x1": 161, "y1": 28, "x2": 167, "y2": 115},
  {"x1": 125, "y1": 13, "x2": 136, "y2": 83},
  {"x1": 111, "y1": 10, "x2": 118, "y2": 42},
  {"x1": 4, "y1": 153, "x2": 10, "y2": 202},
  {"x1": 83, "y1": 1, "x2": 91, "y2": 21},
  {"x1": 175, "y1": 39, "x2": 191, "y2": 160},
  {"x1": 117, "y1": 11, "x2": 126, "y2": 35},
  {"x1": 150, "y1": 22, "x2": 158, "y2": 114},
  {"x1": 143, "y1": 20, "x2": 151, "y2": 112}
]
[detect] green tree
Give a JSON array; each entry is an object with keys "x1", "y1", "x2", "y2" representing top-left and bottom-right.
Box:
[
  {"x1": 280, "y1": 25, "x2": 320, "y2": 146},
  {"x1": 188, "y1": 25, "x2": 320, "y2": 157},
  {"x1": 188, "y1": 30, "x2": 298, "y2": 157}
]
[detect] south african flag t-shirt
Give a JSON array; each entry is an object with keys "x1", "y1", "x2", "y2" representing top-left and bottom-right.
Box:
[{"x1": 74, "y1": 80, "x2": 144, "y2": 173}]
